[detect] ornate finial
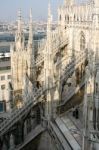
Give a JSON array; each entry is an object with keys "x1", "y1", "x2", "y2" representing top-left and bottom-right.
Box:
[
  {"x1": 18, "y1": 9, "x2": 21, "y2": 21},
  {"x1": 17, "y1": 9, "x2": 22, "y2": 33}
]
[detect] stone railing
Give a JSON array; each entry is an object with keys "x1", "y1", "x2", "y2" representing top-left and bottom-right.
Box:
[{"x1": 0, "y1": 85, "x2": 45, "y2": 137}]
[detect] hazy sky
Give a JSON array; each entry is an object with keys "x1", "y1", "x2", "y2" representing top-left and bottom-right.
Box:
[{"x1": 0, "y1": 0, "x2": 87, "y2": 22}]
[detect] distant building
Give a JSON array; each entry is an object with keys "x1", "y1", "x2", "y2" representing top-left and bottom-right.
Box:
[{"x1": 0, "y1": 54, "x2": 11, "y2": 115}]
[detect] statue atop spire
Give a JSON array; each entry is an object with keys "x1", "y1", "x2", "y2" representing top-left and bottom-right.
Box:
[
  {"x1": 48, "y1": 1, "x2": 51, "y2": 20},
  {"x1": 47, "y1": 1, "x2": 52, "y2": 28},
  {"x1": 15, "y1": 9, "x2": 24, "y2": 50},
  {"x1": 28, "y1": 8, "x2": 33, "y2": 49},
  {"x1": 64, "y1": 0, "x2": 75, "y2": 6}
]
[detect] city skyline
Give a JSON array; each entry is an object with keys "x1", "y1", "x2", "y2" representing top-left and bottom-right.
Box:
[{"x1": 0, "y1": 0, "x2": 87, "y2": 22}]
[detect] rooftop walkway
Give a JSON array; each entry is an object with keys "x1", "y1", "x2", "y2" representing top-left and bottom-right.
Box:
[
  {"x1": 50, "y1": 121, "x2": 72, "y2": 150},
  {"x1": 55, "y1": 117, "x2": 81, "y2": 150}
]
